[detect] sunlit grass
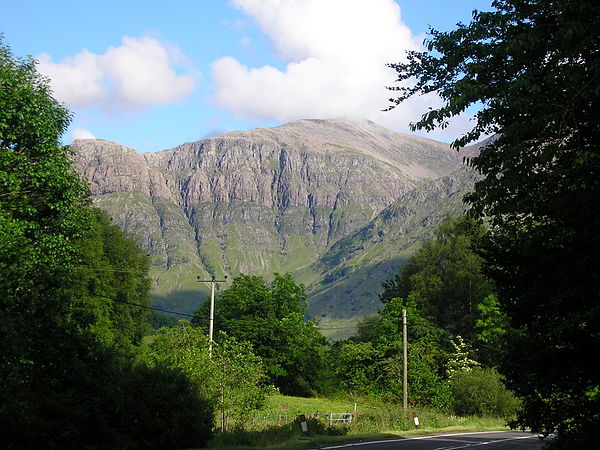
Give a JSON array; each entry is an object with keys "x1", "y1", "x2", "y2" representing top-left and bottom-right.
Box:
[{"x1": 203, "y1": 394, "x2": 511, "y2": 449}]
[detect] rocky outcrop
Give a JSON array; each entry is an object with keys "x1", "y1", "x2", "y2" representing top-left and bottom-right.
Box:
[{"x1": 71, "y1": 118, "x2": 472, "y2": 316}]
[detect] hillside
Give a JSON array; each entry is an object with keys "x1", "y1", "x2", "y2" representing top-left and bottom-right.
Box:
[
  {"x1": 305, "y1": 166, "x2": 478, "y2": 321},
  {"x1": 71, "y1": 118, "x2": 477, "y2": 319}
]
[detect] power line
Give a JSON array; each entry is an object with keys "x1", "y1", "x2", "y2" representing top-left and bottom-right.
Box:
[
  {"x1": 76, "y1": 265, "x2": 148, "y2": 274},
  {"x1": 98, "y1": 296, "x2": 502, "y2": 356},
  {"x1": 316, "y1": 325, "x2": 362, "y2": 330},
  {"x1": 316, "y1": 319, "x2": 384, "y2": 330},
  {"x1": 97, "y1": 296, "x2": 196, "y2": 318}
]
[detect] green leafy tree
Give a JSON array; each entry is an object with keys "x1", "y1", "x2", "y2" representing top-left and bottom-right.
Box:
[
  {"x1": 148, "y1": 311, "x2": 179, "y2": 329},
  {"x1": 473, "y1": 294, "x2": 508, "y2": 366},
  {"x1": 140, "y1": 324, "x2": 268, "y2": 431},
  {"x1": 336, "y1": 297, "x2": 452, "y2": 407},
  {"x1": 354, "y1": 315, "x2": 381, "y2": 343},
  {"x1": 193, "y1": 273, "x2": 330, "y2": 396},
  {"x1": 212, "y1": 335, "x2": 271, "y2": 431},
  {"x1": 107, "y1": 361, "x2": 215, "y2": 449},
  {"x1": 72, "y1": 208, "x2": 152, "y2": 348},
  {"x1": 0, "y1": 38, "x2": 206, "y2": 448},
  {"x1": 387, "y1": 0, "x2": 600, "y2": 444},
  {"x1": 335, "y1": 341, "x2": 383, "y2": 396},
  {"x1": 0, "y1": 36, "x2": 93, "y2": 443},
  {"x1": 195, "y1": 274, "x2": 276, "y2": 367},
  {"x1": 376, "y1": 297, "x2": 452, "y2": 408},
  {"x1": 381, "y1": 216, "x2": 494, "y2": 341}
]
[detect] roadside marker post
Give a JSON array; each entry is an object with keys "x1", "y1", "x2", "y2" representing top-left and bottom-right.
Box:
[
  {"x1": 412, "y1": 412, "x2": 420, "y2": 428},
  {"x1": 299, "y1": 414, "x2": 308, "y2": 433}
]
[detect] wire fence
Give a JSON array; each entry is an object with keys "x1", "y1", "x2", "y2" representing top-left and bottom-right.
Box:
[
  {"x1": 250, "y1": 412, "x2": 354, "y2": 428},
  {"x1": 250, "y1": 403, "x2": 367, "y2": 428}
]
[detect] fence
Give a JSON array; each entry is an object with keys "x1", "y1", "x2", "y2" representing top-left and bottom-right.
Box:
[
  {"x1": 327, "y1": 413, "x2": 353, "y2": 425},
  {"x1": 250, "y1": 411, "x2": 355, "y2": 429}
]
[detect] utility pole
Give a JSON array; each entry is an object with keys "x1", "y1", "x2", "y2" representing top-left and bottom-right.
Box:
[
  {"x1": 197, "y1": 275, "x2": 228, "y2": 357},
  {"x1": 403, "y1": 308, "x2": 408, "y2": 411}
]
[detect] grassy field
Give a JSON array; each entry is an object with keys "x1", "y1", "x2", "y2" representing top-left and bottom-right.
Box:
[
  {"x1": 204, "y1": 394, "x2": 511, "y2": 449},
  {"x1": 265, "y1": 394, "x2": 358, "y2": 415}
]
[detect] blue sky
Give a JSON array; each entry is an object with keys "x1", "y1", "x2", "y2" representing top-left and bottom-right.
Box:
[{"x1": 1, "y1": 0, "x2": 493, "y2": 152}]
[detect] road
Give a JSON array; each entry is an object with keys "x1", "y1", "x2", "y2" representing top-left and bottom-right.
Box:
[{"x1": 310, "y1": 430, "x2": 546, "y2": 449}]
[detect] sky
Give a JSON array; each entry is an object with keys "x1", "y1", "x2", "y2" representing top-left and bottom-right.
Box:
[{"x1": 1, "y1": 0, "x2": 493, "y2": 152}]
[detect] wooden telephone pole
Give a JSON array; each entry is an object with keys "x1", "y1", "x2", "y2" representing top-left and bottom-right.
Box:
[
  {"x1": 403, "y1": 308, "x2": 408, "y2": 410},
  {"x1": 197, "y1": 275, "x2": 228, "y2": 356}
]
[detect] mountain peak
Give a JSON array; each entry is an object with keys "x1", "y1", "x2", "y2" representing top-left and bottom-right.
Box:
[{"x1": 71, "y1": 118, "x2": 473, "y2": 320}]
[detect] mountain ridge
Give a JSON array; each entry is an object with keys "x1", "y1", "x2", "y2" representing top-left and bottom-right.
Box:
[{"x1": 71, "y1": 118, "x2": 478, "y2": 320}]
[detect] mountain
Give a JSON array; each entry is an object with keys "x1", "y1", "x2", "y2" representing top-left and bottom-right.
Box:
[{"x1": 71, "y1": 118, "x2": 477, "y2": 320}]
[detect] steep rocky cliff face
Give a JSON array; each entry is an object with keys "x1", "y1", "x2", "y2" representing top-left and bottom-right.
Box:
[{"x1": 71, "y1": 119, "x2": 474, "y2": 317}]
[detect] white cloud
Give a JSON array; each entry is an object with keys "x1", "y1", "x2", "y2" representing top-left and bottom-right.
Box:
[
  {"x1": 71, "y1": 127, "x2": 96, "y2": 140},
  {"x1": 37, "y1": 36, "x2": 198, "y2": 112},
  {"x1": 212, "y1": 0, "x2": 470, "y2": 137},
  {"x1": 38, "y1": 50, "x2": 104, "y2": 108}
]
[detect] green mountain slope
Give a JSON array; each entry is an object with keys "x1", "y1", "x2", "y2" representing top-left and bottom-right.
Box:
[{"x1": 302, "y1": 167, "x2": 478, "y2": 321}]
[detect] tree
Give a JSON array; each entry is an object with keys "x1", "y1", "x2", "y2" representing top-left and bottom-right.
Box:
[
  {"x1": 0, "y1": 36, "x2": 93, "y2": 443},
  {"x1": 0, "y1": 37, "x2": 213, "y2": 448},
  {"x1": 449, "y1": 367, "x2": 519, "y2": 418},
  {"x1": 387, "y1": 1, "x2": 600, "y2": 445},
  {"x1": 192, "y1": 273, "x2": 330, "y2": 396},
  {"x1": 473, "y1": 294, "x2": 508, "y2": 367},
  {"x1": 336, "y1": 297, "x2": 453, "y2": 406},
  {"x1": 376, "y1": 297, "x2": 452, "y2": 408},
  {"x1": 212, "y1": 335, "x2": 270, "y2": 431},
  {"x1": 111, "y1": 362, "x2": 214, "y2": 449},
  {"x1": 73, "y1": 208, "x2": 152, "y2": 349},
  {"x1": 140, "y1": 324, "x2": 268, "y2": 432},
  {"x1": 335, "y1": 341, "x2": 383, "y2": 396},
  {"x1": 381, "y1": 216, "x2": 494, "y2": 341}
]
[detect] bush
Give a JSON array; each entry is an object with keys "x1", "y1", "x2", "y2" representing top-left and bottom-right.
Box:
[
  {"x1": 449, "y1": 367, "x2": 520, "y2": 417},
  {"x1": 0, "y1": 346, "x2": 214, "y2": 449},
  {"x1": 111, "y1": 363, "x2": 215, "y2": 449},
  {"x1": 304, "y1": 417, "x2": 350, "y2": 436}
]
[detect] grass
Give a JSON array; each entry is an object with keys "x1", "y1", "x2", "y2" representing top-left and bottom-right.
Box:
[
  {"x1": 315, "y1": 317, "x2": 361, "y2": 340},
  {"x1": 202, "y1": 395, "x2": 511, "y2": 449},
  {"x1": 266, "y1": 394, "x2": 359, "y2": 416}
]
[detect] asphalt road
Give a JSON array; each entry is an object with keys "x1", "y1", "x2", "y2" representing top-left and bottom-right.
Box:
[{"x1": 311, "y1": 430, "x2": 546, "y2": 449}]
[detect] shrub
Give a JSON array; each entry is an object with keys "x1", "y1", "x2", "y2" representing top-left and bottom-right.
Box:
[
  {"x1": 0, "y1": 347, "x2": 214, "y2": 449},
  {"x1": 112, "y1": 363, "x2": 215, "y2": 449},
  {"x1": 449, "y1": 367, "x2": 520, "y2": 417},
  {"x1": 304, "y1": 417, "x2": 350, "y2": 436}
]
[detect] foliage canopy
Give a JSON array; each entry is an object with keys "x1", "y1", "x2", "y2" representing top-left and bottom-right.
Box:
[
  {"x1": 380, "y1": 216, "x2": 494, "y2": 342},
  {"x1": 1, "y1": 36, "x2": 92, "y2": 443},
  {"x1": 140, "y1": 324, "x2": 268, "y2": 432},
  {"x1": 73, "y1": 208, "x2": 152, "y2": 349},
  {"x1": 193, "y1": 273, "x2": 331, "y2": 396}
]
